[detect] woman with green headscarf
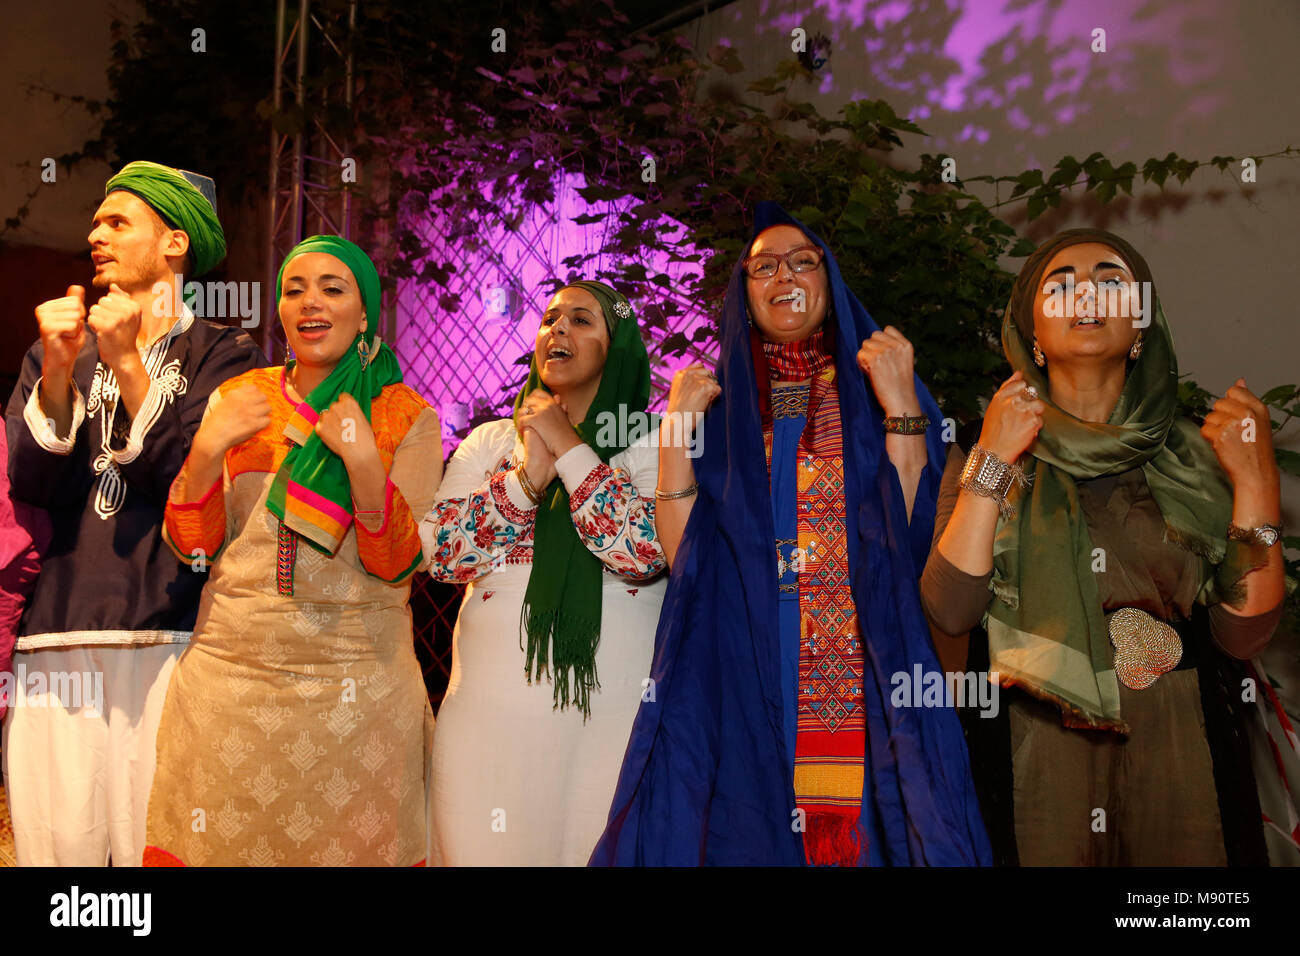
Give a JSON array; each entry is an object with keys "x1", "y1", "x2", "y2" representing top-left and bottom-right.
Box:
[
  {"x1": 143, "y1": 236, "x2": 444, "y2": 866},
  {"x1": 921, "y1": 229, "x2": 1285, "y2": 865},
  {"x1": 419, "y1": 280, "x2": 666, "y2": 865}
]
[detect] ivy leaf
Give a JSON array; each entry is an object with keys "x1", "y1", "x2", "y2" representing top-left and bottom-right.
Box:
[
  {"x1": 1275, "y1": 448, "x2": 1300, "y2": 478},
  {"x1": 575, "y1": 184, "x2": 623, "y2": 203},
  {"x1": 660, "y1": 331, "x2": 691, "y2": 356},
  {"x1": 795, "y1": 205, "x2": 825, "y2": 226},
  {"x1": 1010, "y1": 169, "x2": 1043, "y2": 198},
  {"x1": 747, "y1": 75, "x2": 786, "y2": 95},
  {"x1": 708, "y1": 44, "x2": 744, "y2": 74},
  {"x1": 840, "y1": 200, "x2": 869, "y2": 233},
  {"x1": 1046, "y1": 155, "x2": 1082, "y2": 188},
  {"x1": 1259, "y1": 384, "x2": 1298, "y2": 406}
]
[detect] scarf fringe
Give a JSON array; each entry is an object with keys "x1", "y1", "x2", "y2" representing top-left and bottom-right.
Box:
[
  {"x1": 802, "y1": 811, "x2": 864, "y2": 867},
  {"x1": 992, "y1": 669, "x2": 1131, "y2": 736},
  {"x1": 520, "y1": 602, "x2": 602, "y2": 720},
  {"x1": 1162, "y1": 521, "x2": 1222, "y2": 563}
]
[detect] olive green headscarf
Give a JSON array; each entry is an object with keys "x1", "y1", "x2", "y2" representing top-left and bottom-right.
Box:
[
  {"x1": 987, "y1": 229, "x2": 1237, "y2": 733},
  {"x1": 513, "y1": 280, "x2": 651, "y2": 718}
]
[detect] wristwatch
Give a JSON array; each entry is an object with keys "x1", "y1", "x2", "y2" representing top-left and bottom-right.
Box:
[{"x1": 1226, "y1": 522, "x2": 1283, "y2": 547}]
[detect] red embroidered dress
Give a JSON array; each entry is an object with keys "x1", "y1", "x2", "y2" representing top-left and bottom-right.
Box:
[{"x1": 760, "y1": 326, "x2": 867, "y2": 866}]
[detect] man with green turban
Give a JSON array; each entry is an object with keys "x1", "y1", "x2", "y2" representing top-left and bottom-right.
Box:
[{"x1": 4, "y1": 160, "x2": 265, "y2": 866}]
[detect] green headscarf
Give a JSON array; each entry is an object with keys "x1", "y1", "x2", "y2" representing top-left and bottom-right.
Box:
[
  {"x1": 513, "y1": 280, "x2": 651, "y2": 717},
  {"x1": 987, "y1": 229, "x2": 1237, "y2": 733},
  {"x1": 265, "y1": 236, "x2": 406, "y2": 562},
  {"x1": 105, "y1": 160, "x2": 226, "y2": 276}
]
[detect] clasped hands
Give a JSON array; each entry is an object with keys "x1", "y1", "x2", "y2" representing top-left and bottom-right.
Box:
[{"x1": 515, "y1": 391, "x2": 582, "y2": 492}]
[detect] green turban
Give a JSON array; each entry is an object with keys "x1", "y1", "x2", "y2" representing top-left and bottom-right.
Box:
[{"x1": 105, "y1": 160, "x2": 226, "y2": 276}]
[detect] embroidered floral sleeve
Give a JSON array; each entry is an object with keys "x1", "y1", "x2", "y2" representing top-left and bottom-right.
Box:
[
  {"x1": 419, "y1": 421, "x2": 537, "y2": 584},
  {"x1": 555, "y1": 439, "x2": 666, "y2": 581}
]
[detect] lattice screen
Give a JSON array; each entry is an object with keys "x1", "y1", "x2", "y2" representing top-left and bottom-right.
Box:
[
  {"x1": 393, "y1": 173, "x2": 717, "y2": 454},
  {"x1": 395, "y1": 174, "x2": 718, "y2": 706}
]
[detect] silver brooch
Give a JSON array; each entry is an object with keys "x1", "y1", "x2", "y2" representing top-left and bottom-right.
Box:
[{"x1": 613, "y1": 300, "x2": 632, "y2": 319}]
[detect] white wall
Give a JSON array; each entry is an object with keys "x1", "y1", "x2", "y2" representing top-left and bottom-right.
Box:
[{"x1": 685, "y1": 0, "x2": 1300, "y2": 526}]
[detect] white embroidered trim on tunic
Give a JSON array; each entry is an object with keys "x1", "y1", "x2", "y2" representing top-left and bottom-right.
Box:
[
  {"x1": 15, "y1": 629, "x2": 193, "y2": 651},
  {"x1": 112, "y1": 356, "x2": 189, "y2": 464},
  {"x1": 87, "y1": 307, "x2": 195, "y2": 519},
  {"x1": 23, "y1": 377, "x2": 86, "y2": 455}
]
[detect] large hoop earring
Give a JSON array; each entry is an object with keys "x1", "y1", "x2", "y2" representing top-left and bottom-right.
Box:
[{"x1": 1032, "y1": 337, "x2": 1046, "y2": 367}]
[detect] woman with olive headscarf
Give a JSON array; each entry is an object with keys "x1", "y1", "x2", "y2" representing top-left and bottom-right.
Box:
[
  {"x1": 921, "y1": 228, "x2": 1285, "y2": 865},
  {"x1": 144, "y1": 236, "x2": 443, "y2": 866},
  {"x1": 592, "y1": 203, "x2": 990, "y2": 866},
  {"x1": 420, "y1": 279, "x2": 667, "y2": 866}
]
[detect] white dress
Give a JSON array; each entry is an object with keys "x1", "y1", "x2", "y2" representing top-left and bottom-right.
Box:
[{"x1": 419, "y1": 419, "x2": 666, "y2": 865}]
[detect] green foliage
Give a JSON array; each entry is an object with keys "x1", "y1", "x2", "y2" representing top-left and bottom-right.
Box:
[
  {"x1": 368, "y1": 0, "x2": 1295, "y2": 426},
  {"x1": 970, "y1": 147, "x2": 1298, "y2": 218}
]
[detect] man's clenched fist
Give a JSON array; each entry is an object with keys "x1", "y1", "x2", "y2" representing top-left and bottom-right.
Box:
[
  {"x1": 86, "y1": 282, "x2": 144, "y2": 372},
  {"x1": 36, "y1": 285, "x2": 87, "y2": 380}
]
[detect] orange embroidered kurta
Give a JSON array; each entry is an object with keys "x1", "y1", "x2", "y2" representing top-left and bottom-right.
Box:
[{"x1": 144, "y1": 366, "x2": 442, "y2": 866}]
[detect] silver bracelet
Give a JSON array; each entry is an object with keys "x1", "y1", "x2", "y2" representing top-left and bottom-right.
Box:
[
  {"x1": 655, "y1": 482, "x2": 699, "y2": 501},
  {"x1": 958, "y1": 444, "x2": 1031, "y2": 518}
]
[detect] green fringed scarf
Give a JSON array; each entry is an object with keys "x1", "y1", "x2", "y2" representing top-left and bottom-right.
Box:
[
  {"x1": 513, "y1": 280, "x2": 651, "y2": 717},
  {"x1": 265, "y1": 236, "x2": 405, "y2": 557},
  {"x1": 986, "y1": 229, "x2": 1236, "y2": 733}
]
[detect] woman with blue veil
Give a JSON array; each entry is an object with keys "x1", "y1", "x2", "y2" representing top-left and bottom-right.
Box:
[{"x1": 590, "y1": 202, "x2": 990, "y2": 865}]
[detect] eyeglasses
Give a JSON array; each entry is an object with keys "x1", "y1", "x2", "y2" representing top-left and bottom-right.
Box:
[{"x1": 741, "y1": 245, "x2": 824, "y2": 279}]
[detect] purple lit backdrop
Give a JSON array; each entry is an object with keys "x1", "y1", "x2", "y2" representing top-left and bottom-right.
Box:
[{"x1": 394, "y1": 173, "x2": 715, "y2": 454}]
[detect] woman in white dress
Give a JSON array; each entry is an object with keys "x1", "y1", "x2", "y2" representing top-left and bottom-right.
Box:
[{"x1": 419, "y1": 280, "x2": 667, "y2": 865}]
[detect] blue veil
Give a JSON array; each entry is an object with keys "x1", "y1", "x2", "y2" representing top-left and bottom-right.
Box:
[{"x1": 590, "y1": 202, "x2": 991, "y2": 865}]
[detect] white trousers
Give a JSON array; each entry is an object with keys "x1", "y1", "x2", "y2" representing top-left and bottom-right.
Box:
[{"x1": 2, "y1": 643, "x2": 181, "y2": 866}]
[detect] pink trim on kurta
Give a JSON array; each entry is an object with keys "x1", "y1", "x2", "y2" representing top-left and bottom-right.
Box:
[
  {"x1": 168, "y1": 473, "x2": 222, "y2": 510},
  {"x1": 286, "y1": 479, "x2": 353, "y2": 529},
  {"x1": 353, "y1": 477, "x2": 395, "y2": 537}
]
